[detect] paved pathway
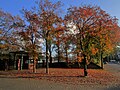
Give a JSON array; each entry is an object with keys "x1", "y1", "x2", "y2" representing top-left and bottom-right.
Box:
[
  {"x1": 0, "y1": 76, "x2": 120, "y2": 90},
  {"x1": 104, "y1": 63, "x2": 120, "y2": 77},
  {"x1": 0, "y1": 78, "x2": 102, "y2": 90}
]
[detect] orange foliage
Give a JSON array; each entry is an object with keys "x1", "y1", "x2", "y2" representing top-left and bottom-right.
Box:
[
  {"x1": 91, "y1": 47, "x2": 98, "y2": 55},
  {"x1": 77, "y1": 56, "x2": 83, "y2": 62}
]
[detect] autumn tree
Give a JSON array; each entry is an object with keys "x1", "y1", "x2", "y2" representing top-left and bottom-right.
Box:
[
  {"x1": 0, "y1": 9, "x2": 26, "y2": 54},
  {"x1": 24, "y1": 0, "x2": 63, "y2": 73},
  {"x1": 13, "y1": 8, "x2": 43, "y2": 73},
  {"x1": 0, "y1": 9, "x2": 27, "y2": 71},
  {"x1": 95, "y1": 15, "x2": 120, "y2": 68},
  {"x1": 61, "y1": 31, "x2": 75, "y2": 63},
  {"x1": 0, "y1": 9, "x2": 42, "y2": 73},
  {"x1": 65, "y1": 5, "x2": 120, "y2": 76},
  {"x1": 0, "y1": 9, "x2": 24, "y2": 52},
  {"x1": 53, "y1": 24, "x2": 65, "y2": 63}
]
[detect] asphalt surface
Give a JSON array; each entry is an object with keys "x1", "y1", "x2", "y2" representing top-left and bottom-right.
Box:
[
  {"x1": 104, "y1": 62, "x2": 120, "y2": 77},
  {"x1": 0, "y1": 77, "x2": 108, "y2": 90}
]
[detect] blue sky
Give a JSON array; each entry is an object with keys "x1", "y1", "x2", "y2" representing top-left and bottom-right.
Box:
[{"x1": 0, "y1": 0, "x2": 120, "y2": 24}]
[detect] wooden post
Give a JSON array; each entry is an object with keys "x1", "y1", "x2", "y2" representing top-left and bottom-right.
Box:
[
  {"x1": 21, "y1": 54, "x2": 23, "y2": 70},
  {"x1": 18, "y1": 59, "x2": 20, "y2": 71}
]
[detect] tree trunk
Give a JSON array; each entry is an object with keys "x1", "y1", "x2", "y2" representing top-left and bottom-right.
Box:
[
  {"x1": 49, "y1": 44, "x2": 52, "y2": 66},
  {"x1": 57, "y1": 44, "x2": 60, "y2": 63},
  {"x1": 46, "y1": 39, "x2": 49, "y2": 74},
  {"x1": 83, "y1": 54, "x2": 88, "y2": 77},
  {"x1": 101, "y1": 51, "x2": 104, "y2": 69},
  {"x1": 77, "y1": 52, "x2": 81, "y2": 68},
  {"x1": 76, "y1": 41, "x2": 81, "y2": 68},
  {"x1": 84, "y1": 62, "x2": 88, "y2": 76},
  {"x1": 65, "y1": 47, "x2": 68, "y2": 63}
]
